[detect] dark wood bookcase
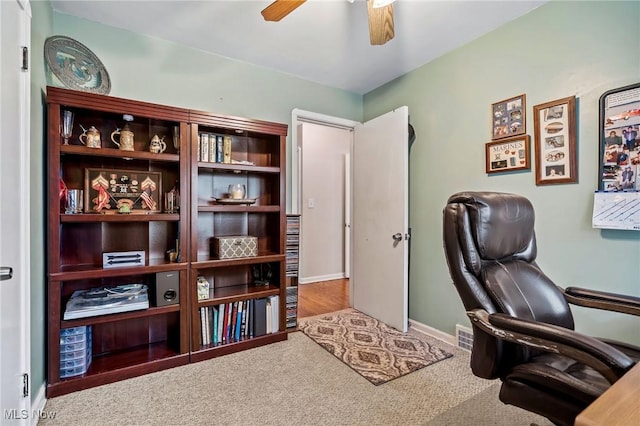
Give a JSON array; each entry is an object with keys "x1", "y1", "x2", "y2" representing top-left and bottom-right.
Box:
[
  {"x1": 187, "y1": 111, "x2": 288, "y2": 362},
  {"x1": 46, "y1": 87, "x2": 288, "y2": 396}
]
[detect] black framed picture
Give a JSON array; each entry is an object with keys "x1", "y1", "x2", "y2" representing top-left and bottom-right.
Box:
[
  {"x1": 84, "y1": 168, "x2": 162, "y2": 213},
  {"x1": 598, "y1": 82, "x2": 640, "y2": 192}
]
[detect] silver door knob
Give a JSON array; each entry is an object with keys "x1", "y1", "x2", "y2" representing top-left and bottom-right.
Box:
[
  {"x1": 0, "y1": 266, "x2": 13, "y2": 281},
  {"x1": 392, "y1": 233, "x2": 402, "y2": 241}
]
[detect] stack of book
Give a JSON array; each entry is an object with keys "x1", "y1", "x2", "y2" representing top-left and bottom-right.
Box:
[
  {"x1": 199, "y1": 295, "x2": 279, "y2": 346},
  {"x1": 285, "y1": 215, "x2": 300, "y2": 277},
  {"x1": 286, "y1": 286, "x2": 298, "y2": 329},
  {"x1": 197, "y1": 133, "x2": 232, "y2": 164},
  {"x1": 285, "y1": 214, "x2": 300, "y2": 329}
]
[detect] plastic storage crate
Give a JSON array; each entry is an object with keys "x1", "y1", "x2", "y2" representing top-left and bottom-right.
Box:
[{"x1": 59, "y1": 326, "x2": 92, "y2": 378}]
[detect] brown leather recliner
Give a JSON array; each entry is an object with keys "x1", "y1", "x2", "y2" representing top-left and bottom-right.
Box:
[{"x1": 443, "y1": 191, "x2": 640, "y2": 426}]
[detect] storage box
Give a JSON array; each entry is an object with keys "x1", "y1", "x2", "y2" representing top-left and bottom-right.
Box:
[
  {"x1": 211, "y1": 236, "x2": 258, "y2": 259},
  {"x1": 60, "y1": 326, "x2": 92, "y2": 378}
]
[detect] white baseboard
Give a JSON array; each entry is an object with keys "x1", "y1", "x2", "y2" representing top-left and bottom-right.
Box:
[
  {"x1": 31, "y1": 384, "x2": 47, "y2": 426},
  {"x1": 298, "y1": 273, "x2": 345, "y2": 284},
  {"x1": 408, "y1": 318, "x2": 457, "y2": 347}
]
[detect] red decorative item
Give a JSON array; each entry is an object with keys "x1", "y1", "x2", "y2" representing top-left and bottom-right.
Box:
[{"x1": 59, "y1": 177, "x2": 68, "y2": 201}]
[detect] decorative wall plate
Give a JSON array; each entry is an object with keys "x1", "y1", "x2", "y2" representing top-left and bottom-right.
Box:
[{"x1": 44, "y1": 35, "x2": 111, "y2": 94}]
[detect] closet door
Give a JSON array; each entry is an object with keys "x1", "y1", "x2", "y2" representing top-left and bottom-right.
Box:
[{"x1": 0, "y1": 0, "x2": 31, "y2": 421}]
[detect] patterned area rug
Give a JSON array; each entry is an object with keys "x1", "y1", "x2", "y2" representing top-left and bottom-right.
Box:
[{"x1": 299, "y1": 309, "x2": 453, "y2": 385}]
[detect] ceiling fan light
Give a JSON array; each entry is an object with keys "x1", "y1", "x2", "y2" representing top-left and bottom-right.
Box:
[{"x1": 371, "y1": 0, "x2": 395, "y2": 8}]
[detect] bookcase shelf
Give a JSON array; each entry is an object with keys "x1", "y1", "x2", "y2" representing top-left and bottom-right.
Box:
[
  {"x1": 61, "y1": 304, "x2": 181, "y2": 328},
  {"x1": 198, "y1": 284, "x2": 281, "y2": 306},
  {"x1": 189, "y1": 114, "x2": 287, "y2": 356},
  {"x1": 197, "y1": 162, "x2": 280, "y2": 174},
  {"x1": 48, "y1": 343, "x2": 189, "y2": 397},
  {"x1": 191, "y1": 331, "x2": 287, "y2": 363},
  {"x1": 193, "y1": 253, "x2": 285, "y2": 268},
  {"x1": 197, "y1": 205, "x2": 280, "y2": 213},
  {"x1": 49, "y1": 261, "x2": 188, "y2": 281},
  {"x1": 46, "y1": 87, "x2": 190, "y2": 397},
  {"x1": 61, "y1": 144, "x2": 180, "y2": 163},
  {"x1": 60, "y1": 213, "x2": 180, "y2": 222},
  {"x1": 46, "y1": 86, "x2": 288, "y2": 397}
]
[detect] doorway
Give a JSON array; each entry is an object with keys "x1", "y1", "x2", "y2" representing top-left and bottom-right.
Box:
[
  {"x1": 291, "y1": 107, "x2": 409, "y2": 331},
  {"x1": 291, "y1": 110, "x2": 358, "y2": 317}
]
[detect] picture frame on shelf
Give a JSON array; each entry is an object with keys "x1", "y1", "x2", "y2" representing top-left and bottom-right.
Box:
[
  {"x1": 598, "y1": 82, "x2": 640, "y2": 192},
  {"x1": 533, "y1": 96, "x2": 577, "y2": 185},
  {"x1": 485, "y1": 135, "x2": 531, "y2": 174},
  {"x1": 84, "y1": 168, "x2": 162, "y2": 213},
  {"x1": 491, "y1": 94, "x2": 526, "y2": 140}
]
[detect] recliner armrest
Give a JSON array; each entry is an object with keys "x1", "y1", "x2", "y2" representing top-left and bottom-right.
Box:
[
  {"x1": 563, "y1": 287, "x2": 640, "y2": 316},
  {"x1": 467, "y1": 309, "x2": 634, "y2": 384}
]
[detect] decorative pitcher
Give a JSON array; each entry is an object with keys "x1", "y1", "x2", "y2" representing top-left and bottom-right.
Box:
[
  {"x1": 149, "y1": 135, "x2": 166, "y2": 154},
  {"x1": 110, "y1": 123, "x2": 135, "y2": 151},
  {"x1": 78, "y1": 125, "x2": 101, "y2": 148}
]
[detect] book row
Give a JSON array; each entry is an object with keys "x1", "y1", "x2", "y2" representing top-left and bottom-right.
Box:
[
  {"x1": 197, "y1": 133, "x2": 233, "y2": 164},
  {"x1": 199, "y1": 296, "x2": 280, "y2": 346}
]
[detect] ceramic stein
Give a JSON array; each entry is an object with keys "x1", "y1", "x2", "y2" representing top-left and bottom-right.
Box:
[
  {"x1": 110, "y1": 123, "x2": 135, "y2": 151},
  {"x1": 149, "y1": 135, "x2": 166, "y2": 154},
  {"x1": 78, "y1": 125, "x2": 101, "y2": 148}
]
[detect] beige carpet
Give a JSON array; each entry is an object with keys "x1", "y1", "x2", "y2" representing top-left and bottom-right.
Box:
[
  {"x1": 425, "y1": 383, "x2": 552, "y2": 426},
  {"x1": 40, "y1": 331, "x2": 547, "y2": 426},
  {"x1": 299, "y1": 309, "x2": 452, "y2": 385}
]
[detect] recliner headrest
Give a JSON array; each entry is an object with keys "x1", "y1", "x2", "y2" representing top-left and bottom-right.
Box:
[{"x1": 447, "y1": 192, "x2": 535, "y2": 260}]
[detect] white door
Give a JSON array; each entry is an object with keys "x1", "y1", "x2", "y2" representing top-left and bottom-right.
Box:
[
  {"x1": 0, "y1": 0, "x2": 31, "y2": 422},
  {"x1": 352, "y1": 107, "x2": 409, "y2": 332}
]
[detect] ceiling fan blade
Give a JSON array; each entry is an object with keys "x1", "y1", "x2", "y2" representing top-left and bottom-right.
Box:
[
  {"x1": 261, "y1": 0, "x2": 307, "y2": 22},
  {"x1": 367, "y1": 0, "x2": 395, "y2": 45}
]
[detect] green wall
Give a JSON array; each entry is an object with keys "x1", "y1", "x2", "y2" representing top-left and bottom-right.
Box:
[
  {"x1": 364, "y1": 1, "x2": 640, "y2": 344},
  {"x1": 30, "y1": 0, "x2": 53, "y2": 402}
]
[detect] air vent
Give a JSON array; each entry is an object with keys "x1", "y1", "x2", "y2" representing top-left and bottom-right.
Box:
[{"x1": 455, "y1": 324, "x2": 473, "y2": 352}]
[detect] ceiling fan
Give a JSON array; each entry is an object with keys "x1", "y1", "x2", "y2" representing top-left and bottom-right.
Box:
[{"x1": 261, "y1": 0, "x2": 395, "y2": 46}]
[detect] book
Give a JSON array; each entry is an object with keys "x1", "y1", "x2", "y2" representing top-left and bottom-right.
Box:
[
  {"x1": 230, "y1": 301, "x2": 238, "y2": 341},
  {"x1": 212, "y1": 305, "x2": 218, "y2": 345},
  {"x1": 266, "y1": 298, "x2": 272, "y2": 334},
  {"x1": 197, "y1": 133, "x2": 201, "y2": 161},
  {"x1": 200, "y1": 133, "x2": 209, "y2": 162},
  {"x1": 223, "y1": 136, "x2": 232, "y2": 164},
  {"x1": 226, "y1": 302, "x2": 234, "y2": 342},
  {"x1": 241, "y1": 299, "x2": 248, "y2": 338},
  {"x1": 200, "y1": 307, "x2": 207, "y2": 346},
  {"x1": 216, "y1": 135, "x2": 223, "y2": 163},
  {"x1": 253, "y1": 298, "x2": 267, "y2": 337},
  {"x1": 217, "y1": 303, "x2": 224, "y2": 345},
  {"x1": 235, "y1": 300, "x2": 243, "y2": 341},
  {"x1": 208, "y1": 306, "x2": 214, "y2": 345},
  {"x1": 208, "y1": 134, "x2": 216, "y2": 163},
  {"x1": 222, "y1": 303, "x2": 230, "y2": 343},
  {"x1": 246, "y1": 299, "x2": 254, "y2": 338}
]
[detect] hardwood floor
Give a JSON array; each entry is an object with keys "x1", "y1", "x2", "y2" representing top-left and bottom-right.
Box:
[{"x1": 297, "y1": 279, "x2": 350, "y2": 318}]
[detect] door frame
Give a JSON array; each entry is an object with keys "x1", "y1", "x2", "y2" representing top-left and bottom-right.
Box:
[
  {"x1": 0, "y1": 0, "x2": 31, "y2": 421},
  {"x1": 291, "y1": 109, "x2": 358, "y2": 298}
]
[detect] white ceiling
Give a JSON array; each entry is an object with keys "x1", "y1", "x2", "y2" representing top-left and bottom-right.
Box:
[{"x1": 50, "y1": 0, "x2": 547, "y2": 94}]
